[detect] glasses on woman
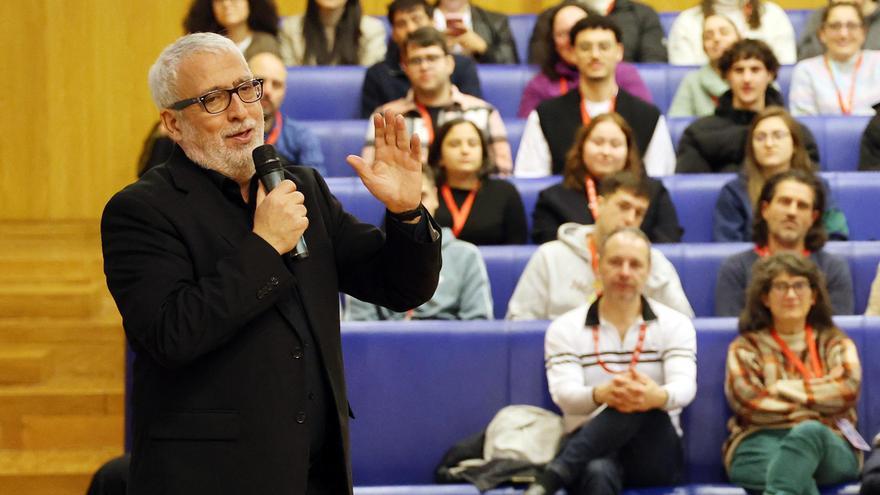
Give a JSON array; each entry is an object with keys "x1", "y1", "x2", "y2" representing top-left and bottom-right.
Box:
[
  {"x1": 168, "y1": 78, "x2": 264, "y2": 114},
  {"x1": 753, "y1": 129, "x2": 790, "y2": 143},
  {"x1": 824, "y1": 21, "x2": 863, "y2": 33},
  {"x1": 769, "y1": 280, "x2": 811, "y2": 295}
]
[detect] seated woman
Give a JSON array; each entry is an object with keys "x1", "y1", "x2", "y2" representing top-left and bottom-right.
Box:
[
  {"x1": 669, "y1": 14, "x2": 740, "y2": 117},
  {"x1": 798, "y1": 0, "x2": 880, "y2": 60},
  {"x1": 516, "y1": 2, "x2": 651, "y2": 118},
  {"x1": 531, "y1": 113, "x2": 682, "y2": 244},
  {"x1": 714, "y1": 107, "x2": 849, "y2": 241},
  {"x1": 184, "y1": 0, "x2": 281, "y2": 60},
  {"x1": 345, "y1": 166, "x2": 493, "y2": 320},
  {"x1": 432, "y1": 0, "x2": 518, "y2": 64},
  {"x1": 429, "y1": 118, "x2": 528, "y2": 245},
  {"x1": 724, "y1": 253, "x2": 862, "y2": 494},
  {"x1": 279, "y1": 0, "x2": 386, "y2": 66},
  {"x1": 668, "y1": 0, "x2": 796, "y2": 65},
  {"x1": 789, "y1": 2, "x2": 880, "y2": 116}
]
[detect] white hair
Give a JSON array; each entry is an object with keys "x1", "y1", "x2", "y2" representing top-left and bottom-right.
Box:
[{"x1": 147, "y1": 32, "x2": 246, "y2": 110}]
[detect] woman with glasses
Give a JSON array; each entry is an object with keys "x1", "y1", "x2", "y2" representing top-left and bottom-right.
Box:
[
  {"x1": 428, "y1": 118, "x2": 527, "y2": 245},
  {"x1": 183, "y1": 0, "x2": 281, "y2": 60},
  {"x1": 279, "y1": 0, "x2": 386, "y2": 66},
  {"x1": 531, "y1": 113, "x2": 681, "y2": 245},
  {"x1": 789, "y1": 2, "x2": 880, "y2": 116},
  {"x1": 713, "y1": 107, "x2": 849, "y2": 242},
  {"x1": 668, "y1": 14, "x2": 741, "y2": 117},
  {"x1": 668, "y1": 0, "x2": 796, "y2": 65},
  {"x1": 724, "y1": 253, "x2": 862, "y2": 495},
  {"x1": 798, "y1": 0, "x2": 880, "y2": 60}
]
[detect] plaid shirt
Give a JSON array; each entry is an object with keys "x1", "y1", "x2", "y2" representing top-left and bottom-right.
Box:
[
  {"x1": 362, "y1": 86, "x2": 512, "y2": 175},
  {"x1": 723, "y1": 326, "x2": 862, "y2": 469}
]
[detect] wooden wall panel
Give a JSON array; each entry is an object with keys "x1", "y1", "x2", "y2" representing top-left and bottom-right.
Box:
[{"x1": 2, "y1": 0, "x2": 825, "y2": 220}]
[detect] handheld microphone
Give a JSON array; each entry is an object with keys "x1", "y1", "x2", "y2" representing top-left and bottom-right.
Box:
[{"x1": 253, "y1": 144, "x2": 309, "y2": 260}]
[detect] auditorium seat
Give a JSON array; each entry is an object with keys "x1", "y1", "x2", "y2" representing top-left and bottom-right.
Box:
[
  {"x1": 477, "y1": 65, "x2": 537, "y2": 119},
  {"x1": 479, "y1": 246, "x2": 535, "y2": 319},
  {"x1": 508, "y1": 14, "x2": 536, "y2": 65},
  {"x1": 311, "y1": 120, "x2": 368, "y2": 177},
  {"x1": 506, "y1": 118, "x2": 526, "y2": 159},
  {"x1": 634, "y1": 63, "x2": 669, "y2": 111},
  {"x1": 283, "y1": 66, "x2": 366, "y2": 120},
  {"x1": 660, "y1": 173, "x2": 733, "y2": 242},
  {"x1": 798, "y1": 116, "x2": 871, "y2": 172}
]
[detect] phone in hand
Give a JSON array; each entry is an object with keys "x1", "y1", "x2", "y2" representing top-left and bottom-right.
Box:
[{"x1": 445, "y1": 13, "x2": 466, "y2": 36}]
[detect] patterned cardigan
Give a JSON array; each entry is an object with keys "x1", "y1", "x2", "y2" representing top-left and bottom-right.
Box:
[{"x1": 723, "y1": 326, "x2": 862, "y2": 469}]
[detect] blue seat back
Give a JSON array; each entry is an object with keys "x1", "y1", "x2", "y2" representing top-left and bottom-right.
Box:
[
  {"x1": 311, "y1": 120, "x2": 367, "y2": 177},
  {"x1": 507, "y1": 118, "x2": 526, "y2": 159},
  {"x1": 479, "y1": 246, "x2": 536, "y2": 319},
  {"x1": 284, "y1": 66, "x2": 366, "y2": 120},
  {"x1": 635, "y1": 63, "x2": 671, "y2": 112},
  {"x1": 660, "y1": 173, "x2": 735, "y2": 243},
  {"x1": 798, "y1": 116, "x2": 871, "y2": 172},
  {"x1": 477, "y1": 65, "x2": 537, "y2": 119},
  {"x1": 508, "y1": 14, "x2": 536, "y2": 65},
  {"x1": 507, "y1": 176, "x2": 560, "y2": 234}
]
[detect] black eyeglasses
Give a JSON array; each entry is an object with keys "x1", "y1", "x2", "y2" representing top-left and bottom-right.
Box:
[{"x1": 168, "y1": 78, "x2": 264, "y2": 114}]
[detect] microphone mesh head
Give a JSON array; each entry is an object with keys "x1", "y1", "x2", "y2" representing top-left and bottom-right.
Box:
[{"x1": 253, "y1": 144, "x2": 282, "y2": 175}]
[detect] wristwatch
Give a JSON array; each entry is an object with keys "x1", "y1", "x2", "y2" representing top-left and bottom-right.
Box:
[{"x1": 389, "y1": 205, "x2": 423, "y2": 222}]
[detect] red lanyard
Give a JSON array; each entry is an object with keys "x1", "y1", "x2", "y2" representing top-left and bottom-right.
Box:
[
  {"x1": 265, "y1": 112, "x2": 282, "y2": 145},
  {"x1": 440, "y1": 184, "x2": 478, "y2": 237},
  {"x1": 770, "y1": 325, "x2": 824, "y2": 380},
  {"x1": 592, "y1": 321, "x2": 648, "y2": 374},
  {"x1": 559, "y1": 78, "x2": 569, "y2": 95},
  {"x1": 414, "y1": 102, "x2": 435, "y2": 145},
  {"x1": 584, "y1": 177, "x2": 599, "y2": 221},
  {"x1": 754, "y1": 246, "x2": 810, "y2": 257},
  {"x1": 823, "y1": 52, "x2": 863, "y2": 115},
  {"x1": 580, "y1": 89, "x2": 616, "y2": 126}
]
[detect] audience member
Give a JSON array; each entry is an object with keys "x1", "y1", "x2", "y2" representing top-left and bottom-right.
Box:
[
  {"x1": 724, "y1": 254, "x2": 862, "y2": 494},
  {"x1": 668, "y1": 14, "x2": 740, "y2": 117},
  {"x1": 667, "y1": 0, "x2": 796, "y2": 65},
  {"x1": 508, "y1": 172, "x2": 693, "y2": 321},
  {"x1": 790, "y1": 2, "x2": 880, "y2": 116},
  {"x1": 867, "y1": 262, "x2": 880, "y2": 315},
  {"x1": 137, "y1": 52, "x2": 326, "y2": 175},
  {"x1": 346, "y1": 166, "x2": 493, "y2": 320},
  {"x1": 715, "y1": 170, "x2": 854, "y2": 316},
  {"x1": 428, "y1": 119, "x2": 527, "y2": 245},
  {"x1": 523, "y1": 227, "x2": 696, "y2": 495},
  {"x1": 714, "y1": 107, "x2": 848, "y2": 242},
  {"x1": 516, "y1": 16, "x2": 675, "y2": 178},
  {"x1": 527, "y1": 0, "x2": 667, "y2": 63},
  {"x1": 517, "y1": 3, "x2": 651, "y2": 118},
  {"x1": 184, "y1": 0, "x2": 281, "y2": 60},
  {"x1": 531, "y1": 113, "x2": 682, "y2": 244},
  {"x1": 859, "y1": 105, "x2": 880, "y2": 170},
  {"x1": 433, "y1": 0, "x2": 519, "y2": 63},
  {"x1": 279, "y1": 0, "x2": 386, "y2": 66},
  {"x1": 798, "y1": 0, "x2": 880, "y2": 60},
  {"x1": 360, "y1": 0, "x2": 481, "y2": 118},
  {"x1": 676, "y1": 39, "x2": 820, "y2": 174},
  {"x1": 361, "y1": 27, "x2": 512, "y2": 174},
  {"x1": 249, "y1": 52, "x2": 326, "y2": 174},
  {"x1": 863, "y1": 434, "x2": 880, "y2": 495}
]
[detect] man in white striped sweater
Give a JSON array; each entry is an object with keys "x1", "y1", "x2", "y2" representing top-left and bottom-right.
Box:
[{"x1": 525, "y1": 227, "x2": 697, "y2": 495}]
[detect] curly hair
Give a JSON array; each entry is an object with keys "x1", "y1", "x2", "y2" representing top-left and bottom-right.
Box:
[
  {"x1": 718, "y1": 38, "x2": 779, "y2": 78},
  {"x1": 562, "y1": 113, "x2": 643, "y2": 192},
  {"x1": 738, "y1": 253, "x2": 835, "y2": 334},
  {"x1": 751, "y1": 169, "x2": 828, "y2": 252},
  {"x1": 183, "y1": 0, "x2": 280, "y2": 37}
]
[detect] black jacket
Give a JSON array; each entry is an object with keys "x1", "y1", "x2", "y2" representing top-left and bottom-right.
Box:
[
  {"x1": 469, "y1": 5, "x2": 519, "y2": 64},
  {"x1": 360, "y1": 43, "x2": 482, "y2": 118},
  {"x1": 531, "y1": 178, "x2": 683, "y2": 244},
  {"x1": 101, "y1": 150, "x2": 441, "y2": 494},
  {"x1": 528, "y1": 0, "x2": 667, "y2": 64},
  {"x1": 676, "y1": 88, "x2": 820, "y2": 174}
]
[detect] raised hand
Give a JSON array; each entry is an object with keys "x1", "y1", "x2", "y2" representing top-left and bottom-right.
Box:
[{"x1": 346, "y1": 111, "x2": 422, "y2": 214}]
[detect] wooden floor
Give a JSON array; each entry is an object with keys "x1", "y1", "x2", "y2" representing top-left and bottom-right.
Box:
[{"x1": 0, "y1": 220, "x2": 125, "y2": 495}]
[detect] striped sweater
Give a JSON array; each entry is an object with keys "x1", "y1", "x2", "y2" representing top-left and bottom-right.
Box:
[{"x1": 723, "y1": 327, "x2": 862, "y2": 469}]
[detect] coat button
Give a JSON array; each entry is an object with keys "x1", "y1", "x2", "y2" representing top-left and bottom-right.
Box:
[
  {"x1": 296, "y1": 412, "x2": 306, "y2": 424},
  {"x1": 292, "y1": 347, "x2": 303, "y2": 359},
  {"x1": 270, "y1": 276, "x2": 279, "y2": 286},
  {"x1": 308, "y1": 392, "x2": 316, "y2": 400}
]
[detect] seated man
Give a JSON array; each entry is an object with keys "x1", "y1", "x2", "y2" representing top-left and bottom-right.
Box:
[
  {"x1": 360, "y1": 0, "x2": 482, "y2": 119},
  {"x1": 716, "y1": 169, "x2": 854, "y2": 316},
  {"x1": 345, "y1": 167, "x2": 493, "y2": 320},
  {"x1": 525, "y1": 227, "x2": 697, "y2": 495},
  {"x1": 515, "y1": 16, "x2": 674, "y2": 177},
  {"x1": 507, "y1": 172, "x2": 693, "y2": 320},
  {"x1": 362, "y1": 27, "x2": 512, "y2": 174},
  {"x1": 676, "y1": 39, "x2": 819, "y2": 174}
]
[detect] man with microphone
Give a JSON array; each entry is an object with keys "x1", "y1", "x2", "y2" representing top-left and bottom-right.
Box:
[{"x1": 101, "y1": 32, "x2": 441, "y2": 495}]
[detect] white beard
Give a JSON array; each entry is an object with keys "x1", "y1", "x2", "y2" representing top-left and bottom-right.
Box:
[{"x1": 178, "y1": 116, "x2": 264, "y2": 184}]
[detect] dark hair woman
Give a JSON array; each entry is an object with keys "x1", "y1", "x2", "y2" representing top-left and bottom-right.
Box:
[
  {"x1": 184, "y1": 0, "x2": 281, "y2": 60},
  {"x1": 724, "y1": 253, "x2": 862, "y2": 494},
  {"x1": 279, "y1": 0, "x2": 386, "y2": 66}
]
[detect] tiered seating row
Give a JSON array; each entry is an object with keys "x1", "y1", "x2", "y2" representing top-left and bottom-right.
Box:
[
  {"x1": 478, "y1": 241, "x2": 880, "y2": 319},
  {"x1": 343, "y1": 317, "x2": 879, "y2": 492},
  {"x1": 325, "y1": 172, "x2": 880, "y2": 242}
]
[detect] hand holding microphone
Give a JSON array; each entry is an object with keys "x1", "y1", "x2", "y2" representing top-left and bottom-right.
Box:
[{"x1": 252, "y1": 144, "x2": 310, "y2": 259}]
